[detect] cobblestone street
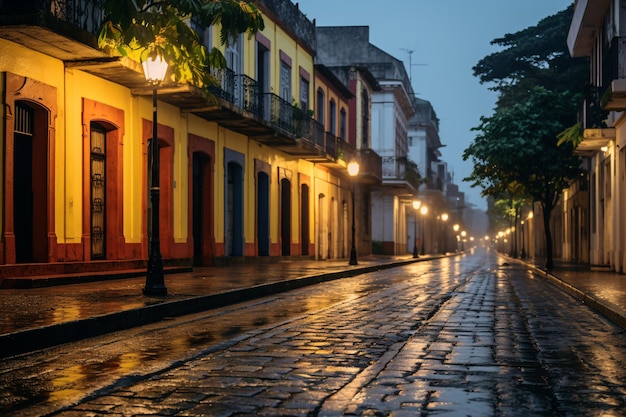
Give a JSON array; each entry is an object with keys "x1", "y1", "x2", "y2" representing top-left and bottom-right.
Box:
[{"x1": 4, "y1": 249, "x2": 626, "y2": 416}]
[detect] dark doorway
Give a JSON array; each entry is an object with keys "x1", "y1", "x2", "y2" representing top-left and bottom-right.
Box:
[
  {"x1": 13, "y1": 102, "x2": 47, "y2": 263},
  {"x1": 301, "y1": 184, "x2": 309, "y2": 255},
  {"x1": 227, "y1": 161, "x2": 244, "y2": 256},
  {"x1": 257, "y1": 172, "x2": 270, "y2": 256},
  {"x1": 281, "y1": 178, "x2": 291, "y2": 256},
  {"x1": 14, "y1": 128, "x2": 33, "y2": 263},
  {"x1": 192, "y1": 152, "x2": 211, "y2": 265}
]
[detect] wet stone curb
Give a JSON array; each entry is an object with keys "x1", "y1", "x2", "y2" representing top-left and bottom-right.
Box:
[{"x1": 0, "y1": 257, "x2": 442, "y2": 359}]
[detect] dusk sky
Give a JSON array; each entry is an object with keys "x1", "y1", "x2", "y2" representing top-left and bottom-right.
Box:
[{"x1": 299, "y1": 1, "x2": 574, "y2": 211}]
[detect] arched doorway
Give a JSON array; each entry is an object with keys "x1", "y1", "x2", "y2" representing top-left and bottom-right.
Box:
[
  {"x1": 280, "y1": 177, "x2": 291, "y2": 256},
  {"x1": 13, "y1": 101, "x2": 48, "y2": 263},
  {"x1": 192, "y1": 152, "x2": 212, "y2": 265},
  {"x1": 301, "y1": 184, "x2": 309, "y2": 256},
  {"x1": 257, "y1": 171, "x2": 270, "y2": 256},
  {"x1": 226, "y1": 161, "x2": 244, "y2": 256}
]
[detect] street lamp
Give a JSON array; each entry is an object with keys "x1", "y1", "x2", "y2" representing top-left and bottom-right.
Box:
[
  {"x1": 348, "y1": 160, "x2": 359, "y2": 265},
  {"x1": 460, "y1": 230, "x2": 467, "y2": 251},
  {"x1": 143, "y1": 53, "x2": 169, "y2": 296},
  {"x1": 520, "y1": 220, "x2": 526, "y2": 258},
  {"x1": 420, "y1": 205, "x2": 428, "y2": 255},
  {"x1": 441, "y1": 213, "x2": 448, "y2": 254},
  {"x1": 412, "y1": 200, "x2": 421, "y2": 258},
  {"x1": 453, "y1": 223, "x2": 459, "y2": 252}
]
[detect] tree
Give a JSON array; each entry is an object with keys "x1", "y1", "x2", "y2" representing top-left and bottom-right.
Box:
[
  {"x1": 490, "y1": 182, "x2": 532, "y2": 258},
  {"x1": 464, "y1": 88, "x2": 583, "y2": 269},
  {"x1": 473, "y1": 4, "x2": 587, "y2": 109},
  {"x1": 97, "y1": 0, "x2": 264, "y2": 88},
  {"x1": 466, "y1": 5, "x2": 588, "y2": 269}
]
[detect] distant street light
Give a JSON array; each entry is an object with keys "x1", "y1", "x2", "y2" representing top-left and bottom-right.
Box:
[
  {"x1": 412, "y1": 200, "x2": 421, "y2": 258},
  {"x1": 420, "y1": 205, "x2": 428, "y2": 255},
  {"x1": 348, "y1": 160, "x2": 359, "y2": 265},
  {"x1": 143, "y1": 53, "x2": 169, "y2": 296},
  {"x1": 453, "y1": 223, "x2": 460, "y2": 252}
]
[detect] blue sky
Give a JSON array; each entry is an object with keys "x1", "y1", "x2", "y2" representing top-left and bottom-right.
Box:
[{"x1": 299, "y1": 0, "x2": 574, "y2": 211}]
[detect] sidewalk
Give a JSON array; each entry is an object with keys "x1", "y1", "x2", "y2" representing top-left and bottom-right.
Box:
[
  {"x1": 1, "y1": 252, "x2": 625, "y2": 359},
  {"x1": 519, "y1": 258, "x2": 626, "y2": 331},
  {"x1": 0, "y1": 255, "x2": 434, "y2": 358}
]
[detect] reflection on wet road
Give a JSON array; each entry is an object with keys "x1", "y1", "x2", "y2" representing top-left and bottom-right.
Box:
[
  {"x1": 1, "y1": 257, "x2": 468, "y2": 416},
  {"x1": 2, "y1": 249, "x2": 625, "y2": 416}
]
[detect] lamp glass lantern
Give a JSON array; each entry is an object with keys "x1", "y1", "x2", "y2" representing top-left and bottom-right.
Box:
[{"x1": 142, "y1": 55, "x2": 169, "y2": 85}]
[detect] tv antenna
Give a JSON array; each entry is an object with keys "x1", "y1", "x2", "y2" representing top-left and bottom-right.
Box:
[{"x1": 401, "y1": 48, "x2": 427, "y2": 84}]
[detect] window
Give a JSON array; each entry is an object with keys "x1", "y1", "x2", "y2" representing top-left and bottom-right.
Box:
[
  {"x1": 340, "y1": 108, "x2": 347, "y2": 140},
  {"x1": 329, "y1": 99, "x2": 336, "y2": 135},
  {"x1": 226, "y1": 33, "x2": 243, "y2": 74},
  {"x1": 280, "y1": 60, "x2": 291, "y2": 102},
  {"x1": 362, "y1": 88, "x2": 369, "y2": 148},
  {"x1": 317, "y1": 88, "x2": 325, "y2": 125},
  {"x1": 300, "y1": 77, "x2": 309, "y2": 113}
]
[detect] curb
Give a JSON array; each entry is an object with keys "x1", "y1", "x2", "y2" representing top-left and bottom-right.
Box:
[
  {"x1": 0, "y1": 256, "x2": 439, "y2": 359},
  {"x1": 509, "y1": 258, "x2": 626, "y2": 330}
]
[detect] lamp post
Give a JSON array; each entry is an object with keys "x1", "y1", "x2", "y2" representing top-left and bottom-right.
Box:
[
  {"x1": 143, "y1": 54, "x2": 169, "y2": 296},
  {"x1": 348, "y1": 160, "x2": 359, "y2": 265},
  {"x1": 520, "y1": 220, "x2": 526, "y2": 258},
  {"x1": 527, "y1": 211, "x2": 534, "y2": 258},
  {"x1": 420, "y1": 205, "x2": 428, "y2": 255},
  {"x1": 412, "y1": 200, "x2": 421, "y2": 258},
  {"x1": 453, "y1": 223, "x2": 459, "y2": 252},
  {"x1": 460, "y1": 230, "x2": 467, "y2": 251},
  {"x1": 441, "y1": 213, "x2": 448, "y2": 254}
]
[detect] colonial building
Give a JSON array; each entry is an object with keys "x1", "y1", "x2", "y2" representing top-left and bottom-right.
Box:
[
  {"x1": 566, "y1": 0, "x2": 625, "y2": 271},
  {"x1": 0, "y1": 0, "x2": 382, "y2": 281},
  {"x1": 316, "y1": 26, "x2": 419, "y2": 255}
]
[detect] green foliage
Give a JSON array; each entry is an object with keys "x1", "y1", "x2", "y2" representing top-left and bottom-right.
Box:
[
  {"x1": 402, "y1": 158, "x2": 423, "y2": 191},
  {"x1": 98, "y1": 0, "x2": 264, "y2": 87},
  {"x1": 467, "y1": 5, "x2": 587, "y2": 268},
  {"x1": 464, "y1": 87, "x2": 582, "y2": 208},
  {"x1": 556, "y1": 122, "x2": 583, "y2": 147},
  {"x1": 472, "y1": 4, "x2": 587, "y2": 110},
  {"x1": 488, "y1": 182, "x2": 532, "y2": 233}
]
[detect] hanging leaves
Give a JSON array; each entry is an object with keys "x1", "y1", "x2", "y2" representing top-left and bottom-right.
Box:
[{"x1": 98, "y1": 0, "x2": 264, "y2": 87}]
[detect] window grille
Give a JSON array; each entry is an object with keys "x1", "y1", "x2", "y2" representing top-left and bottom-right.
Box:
[{"x1": 14, "y1": 103, "x2": 33, "y2": 136}]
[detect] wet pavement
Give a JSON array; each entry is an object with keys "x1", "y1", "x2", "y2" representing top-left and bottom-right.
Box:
[
  {"x1": 1, "y1": 250, "x2": 626, "y2": 416},
  {"x1": 0, "y1": 252, "x2": 626, "y2": 359}
]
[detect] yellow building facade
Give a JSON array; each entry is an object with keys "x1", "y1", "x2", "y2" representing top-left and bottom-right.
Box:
[{"x1": 0, "y1": 0, "x2": 375, "y2": 279}]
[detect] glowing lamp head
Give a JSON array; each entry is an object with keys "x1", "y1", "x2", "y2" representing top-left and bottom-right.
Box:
[
  {"x1": 347, "y1": 161, "x2": 360, "y2": 177},
  {"x1": 142, "y1": 54, "x2": 169, "y2": 85}
]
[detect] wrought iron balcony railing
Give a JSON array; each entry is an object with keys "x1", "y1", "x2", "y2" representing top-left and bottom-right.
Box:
[
  {"x1": 359, "y1": 149, "x2": 383, "y2": 183},
  {"x1": 264, "y1": 93, "x2": 296, "y2": 133},
  {"x1": 203, "y1": 68, "x2": 363, "y2": 165},
  {"x1": 1, "y1": 0, "x2": 103, "y2": 34},
  {"x1": 580, "y1": 85, "x2": 607, "y2": 129}
]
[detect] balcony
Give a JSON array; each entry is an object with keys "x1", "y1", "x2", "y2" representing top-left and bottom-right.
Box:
[
  {"x1": 0, "y1": 1, "x2": 356, "y2": 169},
  {"x1": 358, "y1": 149, "x2": 382, "y2": 184},
  {"x1": 567, "y1": 0, "x2": 610, "y2": 57},
  {"x1": 0, "y1": 0, "x2": 104, "y2": 60},
  {"x1": 575, "y1": 128, "x2": 615, "y2": 157}
]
